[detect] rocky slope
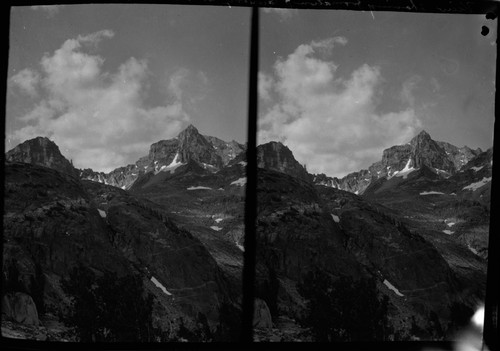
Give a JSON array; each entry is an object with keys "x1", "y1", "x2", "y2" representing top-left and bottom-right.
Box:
[
  {"x1": 362, "y1": 147, "x2": 492, "y2": 260},
  {"x1": 254, "y1": 135, "x2": 489, "y2": 340},
  {"x1": 3, "y1": 161, "x2": 240, "y2": 341},
  {"x1": 255, "y1": 168, "x2": 485, "y2": 340},
  {"x1": 128, "y1": 155, "x2": 248, "y2": 302}
]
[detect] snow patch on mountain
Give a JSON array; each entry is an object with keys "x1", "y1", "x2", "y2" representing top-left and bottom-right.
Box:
[
  {"x1": 151, "y1": 276, "x2": 172, "y2": 296},
  {"x1": 471, "y1": 166, "x2": 484, "y2": 172},
  {"x1": 420, "y1": 191, "x2": 445, "y2": 195},
  {"x1": 331, "y1": 214, "x2": 340, "y2": 223},
  {"x1": 201, "y1": 162, "x2": 217, "y2": 170},
  {"x1": 236, "y1": 242, "x2": 245, "y2": 252},
  {"x1": 187, "y1": 186, "x2": 212, "y2": 190},
  {"x1": 442, "y1": 230, "x2": 454, "y2": 235},
  {"x1": 462, "y1": 177, "x2": 492, "y2": 191},
  {"x1": 383, "y1": 279, "x2": 404, "y2": 297},
  {"x1": 98, "y1": 209, "x2": 107, "y2": 218},
  {"x1": 230, "y1": 177, "x2": 247, "y2": 186},
  {"x1": 468, "y1": 244, "x2": 478, "y2": 255},
  {"x1": 394, "y1": 158, "x2": 416, "y2": 179},
  {"x1": 210, "y1": 226, "x2": 222, "y2": 231},
  {"x1": 163, "y1": 152, "x2": 184, "y2": 174}
]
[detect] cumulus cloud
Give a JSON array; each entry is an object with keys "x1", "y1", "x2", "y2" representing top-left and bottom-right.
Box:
[
  {"x1": 310, "y1": 37, "x2": 348, "y2": 53},
  {"x1": 262, "y1": 8, "x2": 297, "y2": 21},
  {"x1": 258, "y1": 37, "x2": 422, "y2": 177},
  {"x1": 9, "y1": 30, "x2": 191, "y2": 172},
  {"x1": 258, "y1": 72, "x2": 274, "y2": 101},
  {"x1": 168, "y1": 68, "x2": 208, "y2": 104},
  {"x1": 10, "y1": 68, "x2": 40, "y2": 97}
]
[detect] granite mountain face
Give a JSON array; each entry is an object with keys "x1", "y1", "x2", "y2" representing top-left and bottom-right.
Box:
[{"x1": 3, "y1": 127, "x2": 491, "y2": 341}]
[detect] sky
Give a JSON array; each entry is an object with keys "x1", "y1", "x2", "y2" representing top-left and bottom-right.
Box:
[
  {"x1": 6, "y1": 4, "x2": 250, "y2": 172},
  {"x1": 258, "y1": 9, "x2": 497, "y2": 177},
  {"x1": 6, "y1": 6, "x2": 497, "y2": 177}
]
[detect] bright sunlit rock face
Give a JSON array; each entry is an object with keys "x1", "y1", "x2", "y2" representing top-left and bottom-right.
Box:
[{"x1": 471, "y1": 305, "x2": 485, "y2": 331}]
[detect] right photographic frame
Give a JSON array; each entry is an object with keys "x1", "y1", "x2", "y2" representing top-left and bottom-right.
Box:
[{"x1": 253, "y1": 2, "x2": 497, "y2": 346}]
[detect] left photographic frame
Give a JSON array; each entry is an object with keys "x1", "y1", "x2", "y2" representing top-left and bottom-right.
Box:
[{"x1": 3, "y1": 3, "x2": 250, "y2": 342}]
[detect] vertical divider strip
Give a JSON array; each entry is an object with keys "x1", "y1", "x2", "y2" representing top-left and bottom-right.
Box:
[
  {"x1": 484, "y1": 7, "x2": 499, "y2": 351},
  {"x1": 241, "y1": 5, "x2": 259, "y2": 343}
]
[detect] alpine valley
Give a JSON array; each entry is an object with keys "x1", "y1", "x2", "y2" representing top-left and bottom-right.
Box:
[{"x1": 3, "y1": 126, "x2": 491, "y2": 342}]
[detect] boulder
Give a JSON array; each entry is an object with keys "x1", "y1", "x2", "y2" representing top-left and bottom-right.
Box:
[
  {"x1": 253, "y1": 298, "x2": 273, "y2": 329},
  {"x1": 2, "y1": 292, "x2": 40, "y2": 326}
]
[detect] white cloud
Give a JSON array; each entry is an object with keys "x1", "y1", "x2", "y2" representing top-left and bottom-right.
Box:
[
  {"x1": 9, "y1": 30, "x2": 191, "y2": 172},
  {"x1": 31, "y1": 5, "x2": 62, "y2": 17},
  {"x1": 258, "y1": 72, "x2": 274, "y2": 101},
  {"x1": 78, "y1": 29, "x2": 114, "y2": 45},
  {"x1": 400, "y1": 75, "x2": 421, "y2": 107},
  {"x1": 262, "y1": 8, "x2": 297, "y2": 21},
  {"x1": 310, "y1": 37, "x2": 348, "y2": 53},
  {"x1": 168, "y1": 68, "x2": 208, "y2": 104},
  {"x1": 10, "y1": 68, "x2": 40, "y2": 97},
  {"x1": 258, "y1": 37, "x2": 422, "y2": 177}
]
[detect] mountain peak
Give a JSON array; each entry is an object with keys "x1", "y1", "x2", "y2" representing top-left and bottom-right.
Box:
[
  {"x1": 177, "y1": 124, "x2": 203, "y2": 142},
  {"x1": 257, "y1": 141, "x2": 311, "y2": 182},
  {"x1": 6, "y1": 136, "x2": 78, "y2": 177},
  {"x1": 25, "y1": 136, "x2": 58, "y2": 147},
  {"x1": 33, "y1": 136, "x2": 52, "y2": 142},
  {"x1": 180, "y1": 124, "x2": 199, "y2": 135},
  {"x1": 8, "y1": 136, "x2": 59, "y2": 154},
  {"x1": 414, "y1": 130, "x2": 432, "y2": 140}
]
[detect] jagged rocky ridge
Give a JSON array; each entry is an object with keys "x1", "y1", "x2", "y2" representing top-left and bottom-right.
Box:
[
  {"x1": 311, "y1": 130, "x2": 484, "y2": 194},
  {"x1": 80, "y1": 124, "x2": 246, "y2": 190}
]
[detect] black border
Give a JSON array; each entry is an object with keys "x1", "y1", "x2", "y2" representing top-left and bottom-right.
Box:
[{"x1": 1, "y1": 1, "x2": 499, "y2": 350}]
